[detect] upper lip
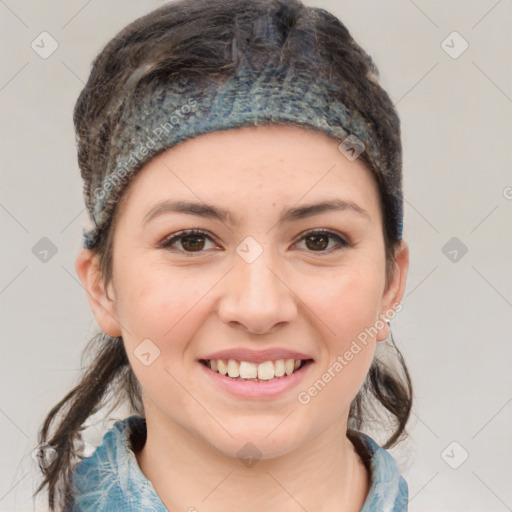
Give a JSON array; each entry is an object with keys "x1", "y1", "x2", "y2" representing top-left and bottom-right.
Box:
[{"x1": 200, "y1": 348, "x2": 314, "y2": 364}]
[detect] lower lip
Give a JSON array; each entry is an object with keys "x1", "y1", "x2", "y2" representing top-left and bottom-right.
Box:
[{"x1": 198, "y1": 360, "x2": 313, "y2": 399}]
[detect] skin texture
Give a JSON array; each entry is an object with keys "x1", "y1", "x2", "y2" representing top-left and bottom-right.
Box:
[{"x1": 76, "y1": 124, "x2": 409, "y2": 512}]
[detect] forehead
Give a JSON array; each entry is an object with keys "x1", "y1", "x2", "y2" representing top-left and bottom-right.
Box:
[{"x1": 116, "y1": 124, "x2": 381, "y2": 223}]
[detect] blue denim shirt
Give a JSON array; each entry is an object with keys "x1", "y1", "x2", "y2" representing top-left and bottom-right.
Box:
[{"x1": 67, "y1": 415, "x2": 408, "y2": 511}]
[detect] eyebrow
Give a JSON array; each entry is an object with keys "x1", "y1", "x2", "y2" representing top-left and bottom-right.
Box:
[{"x1": 143, "y1": 198, "x2": 371, "y2": 226}]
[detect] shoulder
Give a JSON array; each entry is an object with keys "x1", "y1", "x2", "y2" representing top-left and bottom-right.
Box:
[
  {"x1": 350, "y1": 431, "x2": 409, "y2": 512},
  {"x1": 67, "y1": 415, "x2": 166, "y2": 512}
]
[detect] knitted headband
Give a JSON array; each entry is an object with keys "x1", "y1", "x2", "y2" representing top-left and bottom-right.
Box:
[{"x1": 82, "y1": 64, "x2": 403, "y2": 249}]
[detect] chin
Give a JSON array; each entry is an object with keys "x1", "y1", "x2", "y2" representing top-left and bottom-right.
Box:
[
  {"x1": 213, "y1": 438, "x2": 297, "y2": 462},
  {"x1": 202, "y1": 420, "x2": 307, "y2": 461}
]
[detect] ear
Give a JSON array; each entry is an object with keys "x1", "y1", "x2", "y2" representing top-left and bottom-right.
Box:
[
  {"x1": 75, "y1": 248, "x2": 122, "y2": 337},
  {"x1": 375, "y1": 240, "x2": 409, "y2": 342}
]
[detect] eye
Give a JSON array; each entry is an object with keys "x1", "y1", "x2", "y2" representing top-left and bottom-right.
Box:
[
  {"x1": 159, "y1": 228, "x2": 351, "y2": 255},
  {"x1": 294, "y1": 229, "x2": 350, "y2": 253},
  {"x1": 159, "y1": 229, "x2": 218, "y2": 254}
]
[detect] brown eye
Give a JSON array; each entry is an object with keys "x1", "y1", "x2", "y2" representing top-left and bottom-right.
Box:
[
  {"x1": 305, "y1": 233, "x2": 329, "y2": 251},
  {"x1": 160, "y1": 230, "x2": 216, "y2": 253},
  {"x1": 180, "y1": 235, "x2": 205, "y2": 251},
  {"x1": 296, "y1": 230, "x2": 349, "y2": 253}
]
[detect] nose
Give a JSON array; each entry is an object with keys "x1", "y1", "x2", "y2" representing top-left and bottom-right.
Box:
[{"x1": 217, "y1": 248, "x2": 298, "y2": 335}]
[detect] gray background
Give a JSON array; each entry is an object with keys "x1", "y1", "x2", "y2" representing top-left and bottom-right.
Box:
[{"x1": 1, "y1": 0, "x2": 511, "y2": 510}]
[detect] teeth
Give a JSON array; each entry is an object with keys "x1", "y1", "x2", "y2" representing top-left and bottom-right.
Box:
[
  {"x1": 206, "y1": 358, "x2": 306, "y2": 380},
  {"x1": 239, "y1": 361, "x2": 258, "y2": 379},
  {"x1": 217, "y1": 360, "x2": 228, "y2": 376},
  {"x1": 274, "y1": 359, "x2": 285, "y2": 377},
  {"x1": 257, "y1": 361, "x2": 274, "y2": 380},
  {"x1": 227, "y1": 359, "x2": 239, "y2": 378}
]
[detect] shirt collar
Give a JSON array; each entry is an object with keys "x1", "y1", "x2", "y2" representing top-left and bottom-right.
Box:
[{"x1": 69, "y1": 415, "x2": 408, "y2": 511}]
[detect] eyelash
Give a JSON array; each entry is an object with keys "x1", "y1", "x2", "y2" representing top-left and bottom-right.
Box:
[{"x1": 159, "y1": 228, "x2": 351, "y2": 256}]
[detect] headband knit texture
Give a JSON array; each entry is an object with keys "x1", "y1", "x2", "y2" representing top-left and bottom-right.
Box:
[{"x1": 82, "y1": 62, "x2": 403, "y2": 248}]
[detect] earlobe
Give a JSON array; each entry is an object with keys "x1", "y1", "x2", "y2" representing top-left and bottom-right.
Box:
[
  {"x1": 376, "y1": 240, "x2": 409, "y2": 342},
  {"x1": 75, "y1": 249, "x2": 122, "y2": 337}
]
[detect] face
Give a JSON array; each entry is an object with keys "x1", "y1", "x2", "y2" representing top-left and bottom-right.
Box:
[{"x1": 79, "y1": 124, "x2": 408, "y2": 459}]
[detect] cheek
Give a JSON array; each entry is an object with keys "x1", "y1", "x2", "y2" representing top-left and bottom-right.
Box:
[
  {"x1": 113, "y1": 261, "x2": 211, "y2": 409},
  {"x1": 298, "y1": 265, "x2": 381, "y2": 391},
  {"x1": 303, "y1": 264, "x2": 384, "y2": 341},
  {"x1": 113, "y1": 259, "x2": 217, "y2": 347}
]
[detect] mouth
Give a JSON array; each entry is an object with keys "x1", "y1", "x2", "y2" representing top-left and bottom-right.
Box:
[{"x1": 199, "y1": 358, "x2": 314, "y2": 382}]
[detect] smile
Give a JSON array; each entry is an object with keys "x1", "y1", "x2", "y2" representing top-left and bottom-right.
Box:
[{"x1": 200, "y1": 358, "x2": 313, "y2": 382}]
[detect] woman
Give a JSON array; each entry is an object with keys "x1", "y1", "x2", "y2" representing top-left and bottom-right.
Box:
[{"x1": 35, "y1": 0, "x2": 412, "y2": 510}]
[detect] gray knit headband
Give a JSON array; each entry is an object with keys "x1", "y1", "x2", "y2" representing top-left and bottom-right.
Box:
[{"x1": 82, "y1": 64, "x2": 403, "y2": 248}]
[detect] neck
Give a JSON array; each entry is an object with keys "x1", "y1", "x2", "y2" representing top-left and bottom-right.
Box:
[{"x1": 135, "y1": 409, "x2": 370, "y2": 512}]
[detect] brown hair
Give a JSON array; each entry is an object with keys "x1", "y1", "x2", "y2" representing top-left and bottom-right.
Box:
[{"x1": 35, "y1": 0, "x2": 412, "y2": 509}]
